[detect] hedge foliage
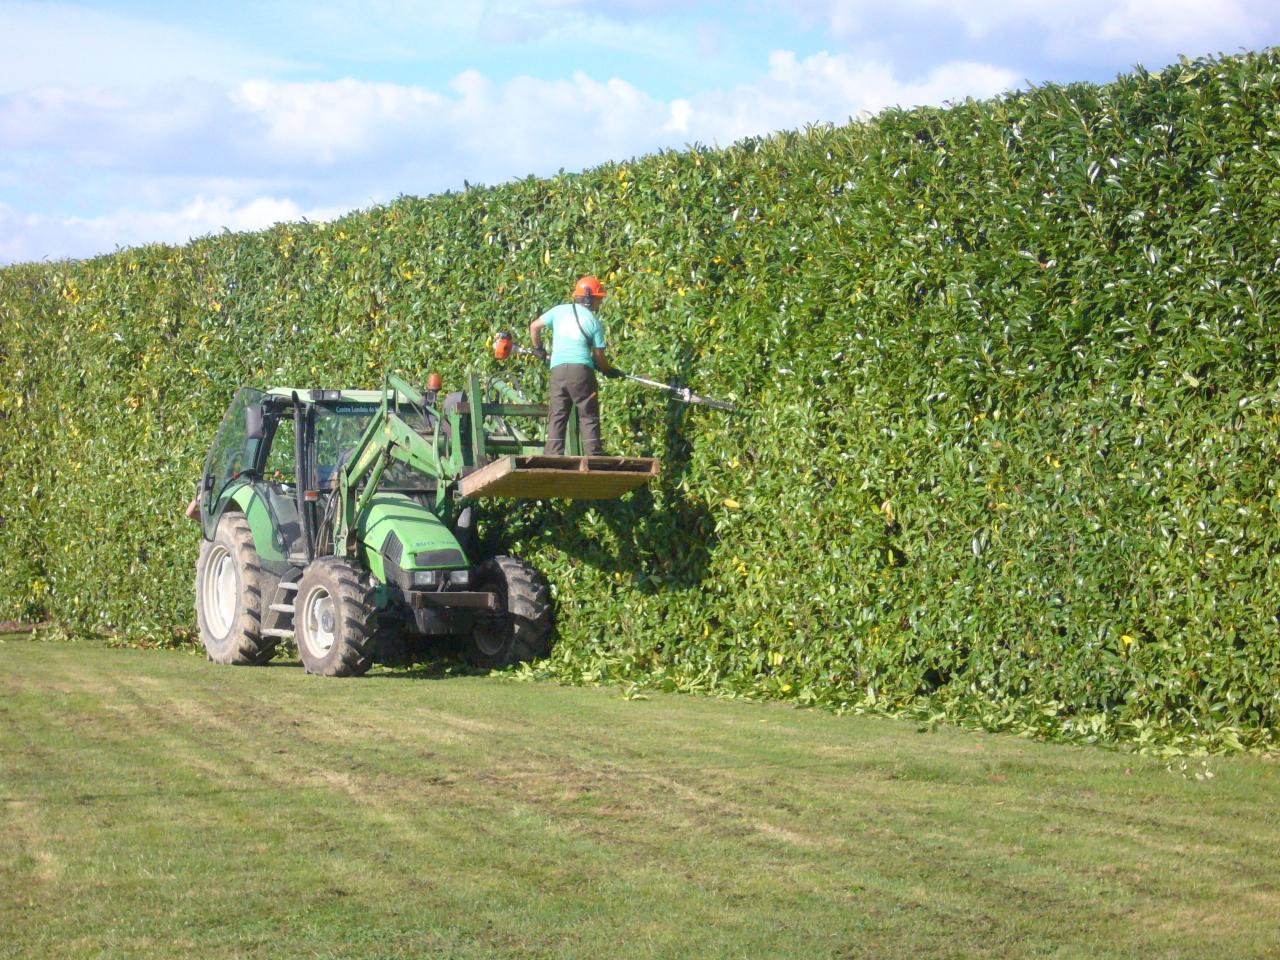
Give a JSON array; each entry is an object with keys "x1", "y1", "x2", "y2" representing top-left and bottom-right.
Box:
[{"x1": 3, "y1": 51, "x2": 1279, "y2": 752}]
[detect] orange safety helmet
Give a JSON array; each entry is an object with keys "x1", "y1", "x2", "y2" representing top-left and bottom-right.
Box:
[{"x1": 573, "y1": 275, "x2": 606, "y2": 300}]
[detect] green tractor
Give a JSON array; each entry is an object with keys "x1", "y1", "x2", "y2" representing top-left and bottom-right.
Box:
[{"x1": 192, "y1": 372, "x2": 657, "y2": 676}]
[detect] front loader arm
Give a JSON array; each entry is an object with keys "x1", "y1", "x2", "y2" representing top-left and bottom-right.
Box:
[{"x1": 331, "y1": 379, "x2": 454, "y2": 556}]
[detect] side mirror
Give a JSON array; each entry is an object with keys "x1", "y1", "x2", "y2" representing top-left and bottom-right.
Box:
[{"x1": 245, "y1": 403, "x2": 265, "y2": 441}]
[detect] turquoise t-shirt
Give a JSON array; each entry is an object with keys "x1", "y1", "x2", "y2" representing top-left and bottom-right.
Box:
[{"x1": 539, "y1": 303, "x2": 605, "y2": 369}]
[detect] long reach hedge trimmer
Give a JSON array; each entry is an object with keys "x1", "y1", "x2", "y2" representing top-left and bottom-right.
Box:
[
  {"x1": 613, "y1": 373, "x2": 736, "y2": 411},
  {"x1": 492, "y1": 331, "x2": 736, "y2": 412}
]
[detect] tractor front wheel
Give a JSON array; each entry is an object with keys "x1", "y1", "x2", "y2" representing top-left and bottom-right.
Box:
[
  {"x1": 465, "y1": 556, "x2": 554, "y2": 669},
  {"x1": 295, "y1": 557, "x2": 377, "y2": 677},
  {"x1": 195, "y1": 513, "x2": 278, "y2": 665}
]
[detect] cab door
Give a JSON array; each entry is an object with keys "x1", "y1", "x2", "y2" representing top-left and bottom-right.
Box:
[{"x1": 200, "y1": 387, "x2": 267, "y2": 538}]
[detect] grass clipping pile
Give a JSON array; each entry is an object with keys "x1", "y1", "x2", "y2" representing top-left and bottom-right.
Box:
[{"x1": 2, "y1": 50, "x2": 1279, "y2": 753}]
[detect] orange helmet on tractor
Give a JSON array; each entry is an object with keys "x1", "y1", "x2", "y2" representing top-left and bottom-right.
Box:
[{"x1": 573, "y1": 275, "x2": 606, "y2": 300}]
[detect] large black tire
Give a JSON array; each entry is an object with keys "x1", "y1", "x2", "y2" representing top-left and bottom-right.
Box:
[
  {"x1": 195, "y1": 513, "x2": 278, "y2": 665},
  {"x1": 294, "y1": 557, "x2": 376, "y2": 677},
  {"x1": 465, "y1": 556, "x2": 554, "y2": 669}
]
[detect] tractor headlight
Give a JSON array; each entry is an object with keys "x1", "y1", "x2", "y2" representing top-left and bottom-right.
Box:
[
  {"x1": 448, "y1": 569, "x2": 470, "y2": 587},
  {"x1": 412, "y1": 570, "x2": 442, "y2": 588}
]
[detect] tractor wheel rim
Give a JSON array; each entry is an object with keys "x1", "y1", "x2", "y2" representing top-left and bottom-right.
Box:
[
  {"x1": 473, "y1": 586, "x2": 509, "y2": 656},
  {"x1": 204, "y1": 545, "x2": 237, "y2": 638},
  {"x1": 474, "y1": 627, "x2": 508, "y2": 656},
  {"x1": 303, "y1": 587, "x2": 336, "y2": 657}
]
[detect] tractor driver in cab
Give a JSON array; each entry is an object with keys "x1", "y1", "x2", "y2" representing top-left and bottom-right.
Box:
[{"x1": 529, "y1": 275, "x2": 624, "y2": 456}]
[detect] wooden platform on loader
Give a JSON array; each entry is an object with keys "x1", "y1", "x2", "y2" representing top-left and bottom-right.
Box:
[{"x1": 459, "y1": 455, "x2": 659, "y2": 500}]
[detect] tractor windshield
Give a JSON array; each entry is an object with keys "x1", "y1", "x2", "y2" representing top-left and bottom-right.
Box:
[{"x1": 313, "y1": 402, "x2": 436, "y2": 491}]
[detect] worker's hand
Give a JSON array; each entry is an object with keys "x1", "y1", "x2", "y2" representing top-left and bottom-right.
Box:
[
  {"x1": 603, "y1": 368, "x2": 625, "y2": 380},
  {"x1": 531, "y1": 347, "x2": 547, "y2": 360}
]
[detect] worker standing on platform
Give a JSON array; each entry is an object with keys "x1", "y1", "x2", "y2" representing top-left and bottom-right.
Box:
[{"x1": 529, "y1": 275, "x2": 624, "y2": 456}]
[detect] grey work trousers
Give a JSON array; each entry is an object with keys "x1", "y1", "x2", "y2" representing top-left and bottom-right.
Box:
[{"x1": 544, "y1": 363, "x2": 603, "y2": 455}]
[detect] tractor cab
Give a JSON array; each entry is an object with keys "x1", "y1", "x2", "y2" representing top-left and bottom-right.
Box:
[{"x1": 199, "y1": 387, "x2": 443, "y2": 564}]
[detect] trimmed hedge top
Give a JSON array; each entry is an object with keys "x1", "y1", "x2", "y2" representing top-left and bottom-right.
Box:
[{"x1": 3, "y1": 50, "x2": 1279, "y2": 752}]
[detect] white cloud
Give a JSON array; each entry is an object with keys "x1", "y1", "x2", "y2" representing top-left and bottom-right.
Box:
[
  {"x1": 1098, "y1": 0, "x2": 1263, "y2": 48},
  {"x1": 666, "y1": 98, "x2": 694, "y2": 132},
  {"x1": 786, "y1": 0, "x2": 1276, "y2": 59},
  {"x1": 234, "y1": 79, "x2": 447, "y2": 164},
  {"x1": 9, "y1": 50, "x2": 1005, "y2": 172},
  {"x1": 0, "y1": 196, "x2": 346, "y2": 264},
  {"x1": 678, "y1": 50, "x2": 1018, "y2": 144},
  {"x1": 0, "y1": 49, "x2": 1019, "y2": 263},
  {"x1": 0, "y1": 83, "x2": 230, "y2": 167},
  {"x1": 479, "y1": 0, "x2": 698, "y2": 41},
  {"x1": 0, "y1": 0, "x2": 290, "y2": 94},
  {"x1": 218, "y1": 70, "x2": 673, "y2": 181},
  {"x1": 251, "y1": 1, "x2": 485, "y2": 64}
]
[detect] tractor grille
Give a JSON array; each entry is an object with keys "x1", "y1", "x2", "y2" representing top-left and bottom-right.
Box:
[{"x1": 415, "y1": 548, "x2": 466, "y2": 568}]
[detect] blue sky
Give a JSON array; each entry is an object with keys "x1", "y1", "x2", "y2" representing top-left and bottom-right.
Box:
[{"x1": 2, "y1": 0, "x2": 1278, "y2": 264}]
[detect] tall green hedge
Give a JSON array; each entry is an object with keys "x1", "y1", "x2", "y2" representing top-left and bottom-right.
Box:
[{"x1": 3, "y1": 51, "x2": 1279, "y2": 752}]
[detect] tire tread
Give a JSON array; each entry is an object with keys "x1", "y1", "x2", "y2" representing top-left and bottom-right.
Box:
[
  {"x1": 465, "y1": 556, "x2": 554, "y2": 667},
  {"x1": 295, "y1": 556, "x2": 376, "y2": 677},
  {"x1": 195, "y1": 512, "x2": 279, "y2": 666}
]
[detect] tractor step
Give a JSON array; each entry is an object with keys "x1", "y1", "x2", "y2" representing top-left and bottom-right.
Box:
[
  {"x1": 459, "y1": 454, "x2": 659, "y2": 500},
  {"x1": 262, "y1": 575, "x2": 301, "y2": 640}
]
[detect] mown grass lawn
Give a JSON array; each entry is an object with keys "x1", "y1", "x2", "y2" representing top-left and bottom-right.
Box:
[{"x1": 1, "y1": 636, "x2": 1277, "y2": 959}]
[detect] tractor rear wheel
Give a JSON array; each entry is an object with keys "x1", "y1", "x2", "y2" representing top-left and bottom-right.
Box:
[
  {"x1": 466, "y1": 556, "x2": 554, "y2": 668},
  {"x1": 295, "y1": 557, "x2": 376, "y2": 677},
  {"x1": 195, "y1": 513, "x2": 278, "y2": 665}
]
